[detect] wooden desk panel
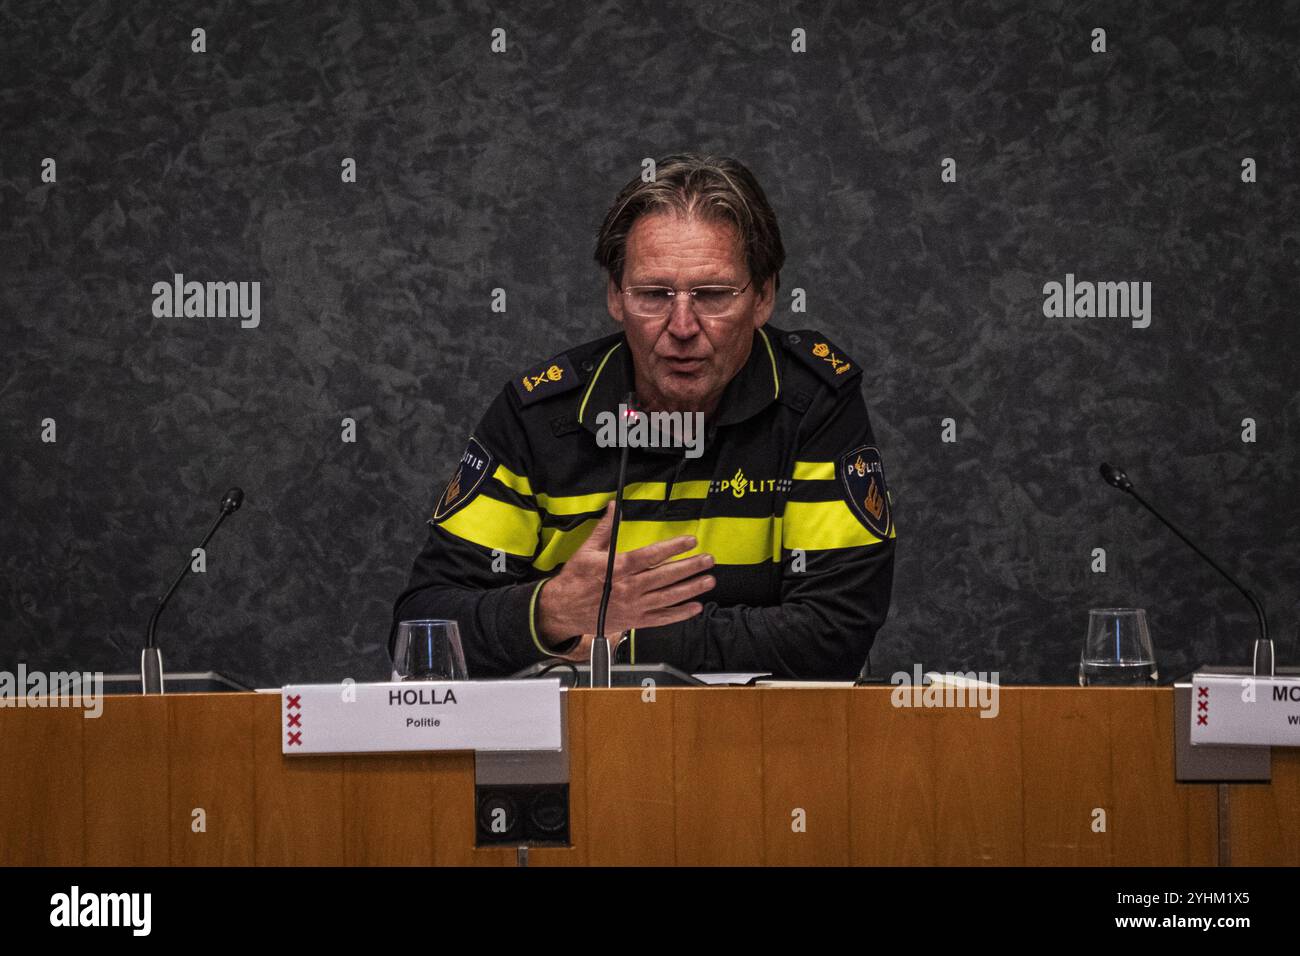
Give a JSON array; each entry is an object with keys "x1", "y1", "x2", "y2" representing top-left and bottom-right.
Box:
[
  {"x1": 84, "y1": 696, "x2": 169, "y2": 866},
  {"x1": 252, "y1": 693, "x2": 346, "y2": 866},
  {"x1": 672, "y1": 690, "x2": 765, "y2": 865},
  {"x1": 1109, "y1": 689, "x2": 1217, "y2": 867},
  {"x1": 582, "y1": 685, "x2": 675, "y2": 866},
  {"x1": 0, "y1": 686, "x2": 1292, "y2": 866},
  {"x1": 762, "y1": 688, "x2": 851, "y2": 866},
  {"x1": 1020, "y1": 689, "x2": 1113, "y2": 865},
  {"x1": 0, "y1": 706, "x2": 84, "y2": 866},
  {"x1": 849, "y1": 689, "x2": 941, "y2": 865},
  {"x1": 1230, "y1": 750, "x2": 1300, "y2": 866},
  {"x1": 168, "y1": 694, "x2": 256, "y2": 865},
  {"x1": 928, "y1": 690, "x2": 1024, "y2": 866}
]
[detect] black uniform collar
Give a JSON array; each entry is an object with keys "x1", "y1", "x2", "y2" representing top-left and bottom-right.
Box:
[{"x1": 577, "y1": 326, "x2": 782, "y2": 436}]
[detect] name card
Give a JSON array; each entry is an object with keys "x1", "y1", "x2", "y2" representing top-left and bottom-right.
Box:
[
  {"x1": 1190, "y1": 673, "x2": 1300, "y2": 747},
  {"x1": 281, "y1": 679, "x2": 562, "y2": 754}
]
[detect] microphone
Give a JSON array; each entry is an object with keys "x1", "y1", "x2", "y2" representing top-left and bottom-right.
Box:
[
  {"x1": 1099, "y1": 463, "x2": 1272, "y2": 676},
  {"x1": 592, "y1": 394, "x2": 638, "y2": 687},
  {"x1": 142, "y1": 487, "x2": 245, "y2": 694}
]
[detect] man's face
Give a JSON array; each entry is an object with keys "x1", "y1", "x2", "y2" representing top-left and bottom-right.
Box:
[{"x1": 607, "y1": 212, "x2": 774, "y2": 416}]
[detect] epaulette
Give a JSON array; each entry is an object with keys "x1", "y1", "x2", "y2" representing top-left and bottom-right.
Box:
[
  {"x1": 511, "y1": 351, "x2": 582, "y2": 407},
  {"x1": 777, "y1": 329, "x2": 862, "y2": 388}
]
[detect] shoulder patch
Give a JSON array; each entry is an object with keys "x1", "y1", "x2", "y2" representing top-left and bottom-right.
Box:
[
  {"x1": 511, "y1": 353, "x2": 581, "y2": 407},
  {"x1": 431, "y1": 436, "x2": 494, "y2": 523},
  {"x1": 840, "y1": 445, "x2": 892, "y2": 539},
  {"x1": 779, "y1": 330, "x2": 861, "y2": 388}
]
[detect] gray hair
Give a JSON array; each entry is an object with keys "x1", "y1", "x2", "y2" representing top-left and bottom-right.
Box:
[{"x1": 593, "y1": 153, "x2": 786, "y2": 293}]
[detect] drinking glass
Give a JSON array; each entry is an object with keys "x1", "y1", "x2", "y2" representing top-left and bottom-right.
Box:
[
  {"x1": 391, "y1": 620, "x2": 468, "y2": 681},
  {"x1": 1079, "y1": 608, "x2": 1158, "y2": 685}
]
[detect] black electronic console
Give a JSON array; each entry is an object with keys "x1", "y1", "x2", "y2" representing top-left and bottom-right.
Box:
[{"x1": 509, "y1": 662, "x2": 704, "y2": 687}]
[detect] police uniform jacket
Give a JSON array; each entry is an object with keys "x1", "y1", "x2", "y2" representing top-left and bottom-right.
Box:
[{"x1": 391, "y1": 323, "x2": 896, "y2": 680}]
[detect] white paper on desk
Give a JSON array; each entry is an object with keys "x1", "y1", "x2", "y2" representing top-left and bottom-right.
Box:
[
  {"x1": 926, "y1": 672, "x2": 1000, "y2": 689},
  {"x1": 693, "y1": 672, "x2": 770, "y2": 685}
]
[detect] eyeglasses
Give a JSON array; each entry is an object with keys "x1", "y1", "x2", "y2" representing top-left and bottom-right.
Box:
[{"x1": 619, "y1": 278, "x2": 753, "y2": 318}]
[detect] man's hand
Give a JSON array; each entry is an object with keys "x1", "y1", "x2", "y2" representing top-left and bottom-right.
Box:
[{"x1": 536, "y1": 501, "x2": 715, "y2": 647}]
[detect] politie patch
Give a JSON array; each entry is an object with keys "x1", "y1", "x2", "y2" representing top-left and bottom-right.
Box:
[
  {"x1": 840, "y1": 445, "x2": 892, "y2": 539},
  {"x1": 431, "y1": 436, "x2": 494, "y2": 523}
]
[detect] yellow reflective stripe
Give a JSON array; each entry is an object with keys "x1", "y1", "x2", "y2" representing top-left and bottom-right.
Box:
[
  {"x1": 536, "y1": 479, "x2": 711, "y2": 515},
  {"x1": 493, "y1": 463, "x2": 533, "y2": 497},
  {"x1": 783, "y1": 499, "x2": 888, "y2": 550},
  {"x1": 793, "y1": 460, "x2": 835, "y2": 480},
  {"x1": 757, "y1": 326, "x2": 780, "y2": 400},
  {"x1": 627, "y1": 480, "x2": 709, "y2": 501},
  {"x1": 624, "y1": 483, "x2": 667, "y2": 501},
  {"x1": 534, "y1": 519, "x2": 600, "y2": 570},
  {"x1": 536, "y1": 490, "x2": 612, "y2": 516},
  {"x1": 577, "y1": 343, "x2": 621, "y2": 425},
  {"x1": 534, "y1": 523, "x2": 581, "y2": 570},
  {"x1": 669, "y1": 480, "x2": 710, "y2": 500},
  {"x1": 438, "y1": 494, "x2": 539, "y2": 556},
  {"x1": 532, "y1": 516, "x2": 776, "y2": 571},
  {"x1": 629, "y1": 627, "x2": 636, "y2": 665},
  {"x1": 528, "y1": 578, "x2": 561, "y2": 657}
]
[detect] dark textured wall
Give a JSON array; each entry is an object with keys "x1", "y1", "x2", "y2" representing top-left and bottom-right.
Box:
[{"x1": 2, "y1": 0, "x2": 1297, "y2": 687}]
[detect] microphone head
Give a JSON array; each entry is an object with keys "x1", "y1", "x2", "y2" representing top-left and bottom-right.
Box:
[
  {"x1": 1099, "y1": 463, "x2": 1133, "y2": 492},
  {"x1": 221, "y1": 487, "x2": 245, "y2": 514},
  {"x1": 622, "y1": 391, "x2": 642, "y2": 419}
]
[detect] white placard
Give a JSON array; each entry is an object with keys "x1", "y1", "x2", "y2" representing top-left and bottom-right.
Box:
[
  {"x1": 1190, "y1": 673, "x2": 1300, "y2": 747},
  {"x1": 281, "y1": 679, "x2": 562, "y2": 754}
]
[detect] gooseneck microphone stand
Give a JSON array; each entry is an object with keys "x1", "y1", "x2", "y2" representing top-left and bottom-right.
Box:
[
  {"x1": 142, "y1": 488, "x2": 244, "y2": 694},
  {"x1": 1099, "y1": 463, "x2": 1272, "y2": 677},
  {"x1": 592, "y1": 396, "x2": 637, "y2": 687}
]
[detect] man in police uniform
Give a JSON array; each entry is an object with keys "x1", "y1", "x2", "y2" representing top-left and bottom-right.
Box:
[{"x1": 391, "y1": 154, "x2": 895, "y2": 679}]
